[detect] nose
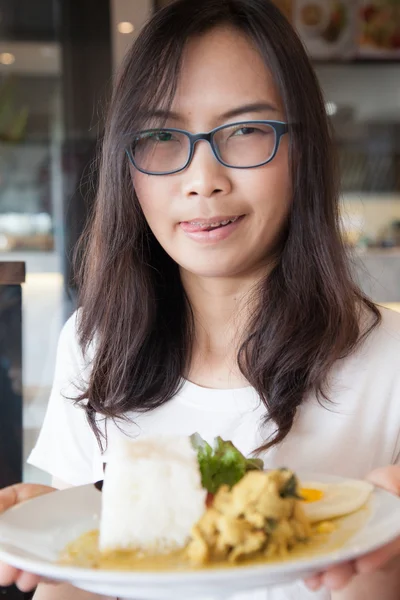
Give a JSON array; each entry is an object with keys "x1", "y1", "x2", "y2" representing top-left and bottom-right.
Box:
[{"x1": 181, "y1": 139, "x2": 232, "y2": 198}]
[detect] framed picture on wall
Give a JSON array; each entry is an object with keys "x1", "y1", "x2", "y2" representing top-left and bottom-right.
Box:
[
  {"x1": 293, "y1": 0, "x2": 357, "y2": 60},
  {"x1": 357, "y1": 0, "x2": 400, "y2": 58},
  {"x1": 154, "y1": 0, "x2": 400, "y2": 61}
]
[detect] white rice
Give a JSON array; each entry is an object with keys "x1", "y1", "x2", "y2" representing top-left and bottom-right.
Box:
[{"x1": 99, "y1": 435, "x2": 206, "y2": 553}]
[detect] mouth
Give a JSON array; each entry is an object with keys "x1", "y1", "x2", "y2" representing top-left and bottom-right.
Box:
[
  {"x1": 180, "y1": 215, "x2": 244, "y2": 233},
  {"x1": 179, "y1": 215, "x2": 245, "y2": 244}
]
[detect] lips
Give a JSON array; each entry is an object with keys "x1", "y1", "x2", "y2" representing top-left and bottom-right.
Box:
[{"x1": 180, "y1": 215, "x2": 243, "y2": 233}]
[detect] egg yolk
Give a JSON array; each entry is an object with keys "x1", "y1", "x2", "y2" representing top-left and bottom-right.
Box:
[{"x1": 300, "y1": 488, "x2": 324, "y2": 503}]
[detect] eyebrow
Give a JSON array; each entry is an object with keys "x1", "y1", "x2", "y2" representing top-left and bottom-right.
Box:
[
  {"x1": 147, "y1": 102, "x2": 280, "y2": 123},
  {"x1": 219, "y1": 102, "x2": 279, "y2": 120}
]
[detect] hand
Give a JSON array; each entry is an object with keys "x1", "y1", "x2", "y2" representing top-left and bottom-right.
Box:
[
  {"x1": 0, "y1": 483, "x2": 55, "y2": 591},
  {"x1": 305, "y1": 466, "x2": 400, "y2": 592}
]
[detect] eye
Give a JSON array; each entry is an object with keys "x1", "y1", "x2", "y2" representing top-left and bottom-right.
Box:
[
  {"x1": 153, "y1": 131, "x2": 174, "y2": 142},
  {"x1": 228, "y1": 125, "x2": 273, "y2": 139},
  {"x1": 136, "y1": 130, "x2": 175, "y2": 143},
  {"x1": 231, "y1": 126, "x2": 258, "y2": 137}
]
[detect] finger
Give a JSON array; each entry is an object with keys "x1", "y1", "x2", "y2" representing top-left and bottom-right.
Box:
[
  {"x1": 366, "y1": 466, "x2": 400, "y2": 495},
  {"x1": 15, "y1": 571, "x2": 41, "y2": 592},
  {"x1": 0, "y1": 561, "x2": 20, "y2": 587},
  {"x1": 356, "y1": 536, "x2": 400, "y2": 574},
  {"x1": 41, "y1": 577, "x2": 59, "y2": 584},
  {"x1": 0, "y1": 484, "x2": 54, "y2": 513},
  {"x1": 320, "y1": 562, "x2": 357, "y2": 590},
  {"x1": 304, "y1": 573, "x2": 323, "y2": 590}
]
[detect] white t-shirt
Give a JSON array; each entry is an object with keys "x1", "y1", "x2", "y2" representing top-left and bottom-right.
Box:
[{"x1": 28, "y1": 307, "x2": 400, "y2": 600}]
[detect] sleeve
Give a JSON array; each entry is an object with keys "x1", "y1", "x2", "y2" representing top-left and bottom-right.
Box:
[
  {"x1": 392, "y1": 355, "x2": 400, "y2": 467},
  {"x1": 27, "y1": 311, "x2": 104, "y2": 486},
  {"x1": 395, "y1": 435, "x2": 400, "y2": 467}
]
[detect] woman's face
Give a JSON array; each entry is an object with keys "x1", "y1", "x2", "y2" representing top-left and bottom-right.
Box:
[{"x1": 132, "y1": 26, "x2": 291, "y2": 280}]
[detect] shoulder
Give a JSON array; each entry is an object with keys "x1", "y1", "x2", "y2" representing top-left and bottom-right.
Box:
[
  {"x1": 377, "y1": 306, "x2": 400, "y2": 336},
  {"x1": 51, "y1": 308, "x2": 96, "y2": 401},
  {"x1": 57, "y1": 308, "x2": 95, "y2": 367},
  {"x1": 347, "y1": 306, "x2": 400, "y2": 382},
  {"x1": 364, "y1": 307, "x2": 400, "y2": 353},
  {"x1": 59, "y1": 308, "x2": 82, "y2": 346}
]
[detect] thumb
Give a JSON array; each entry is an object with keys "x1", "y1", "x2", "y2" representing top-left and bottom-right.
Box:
[
  {"x1": 0, "y1": 484, "x2": 55, "y2": 514},
  {"x1": 366, "y1": 465, "x2": 400, "y2": 496}
]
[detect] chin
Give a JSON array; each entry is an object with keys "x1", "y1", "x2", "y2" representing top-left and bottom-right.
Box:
[{"x1": 180, "y1": 261, "x2": 250, "y2": 279}]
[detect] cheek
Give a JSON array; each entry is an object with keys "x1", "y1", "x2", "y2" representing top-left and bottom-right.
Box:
[
  {"x1": 261, "y1": 139, "x2": 292, "y2": 204},
  {"x1": 241, "y1": 149, "x2": 292, "y2": 228},
  {"x1": 133, "y1": 173, "x2": 173, "y2": 237}
]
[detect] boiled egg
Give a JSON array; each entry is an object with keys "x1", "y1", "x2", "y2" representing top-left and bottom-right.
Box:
[{"x1": 299, "y1": 480, "x2": 373, "y2": 523}]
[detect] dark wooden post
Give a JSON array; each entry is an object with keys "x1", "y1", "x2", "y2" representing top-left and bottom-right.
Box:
[
  {"x1": 0, "y1": 262, "x2": 32, "y2": 599},
  {"x1": 0, "y1": 261, "x2": 25, "y2": 488},
  {"x1": 59, "y1": 0, "x2": 112, "y2": 319}
]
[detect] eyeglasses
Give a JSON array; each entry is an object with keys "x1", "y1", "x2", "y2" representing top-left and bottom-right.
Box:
[{"x1": 125, "y1": 120, "x2": 288, "y2": 176}]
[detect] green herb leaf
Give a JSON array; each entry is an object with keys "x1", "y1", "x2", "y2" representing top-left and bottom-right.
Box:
[
  {"x1": 246, "y1": 458, "x2": 264, "y2": 471},
  {"x1": 190, "y1": 433, "x2": 264, "y2": 494},
  {"x1": 279, "y1": 473, "x2": 302, "y2": 499}
]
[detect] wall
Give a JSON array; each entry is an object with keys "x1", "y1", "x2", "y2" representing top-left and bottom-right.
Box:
[
  {"x1": 316, "y1": 63, "x2": 400, "y2": 122},
  {"x1": 110, "y1": 0, "x2": 153, "y2": 71}
]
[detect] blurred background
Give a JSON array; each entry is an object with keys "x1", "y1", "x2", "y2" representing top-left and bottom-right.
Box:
[{"x1": 0, "y1": 0, "x2": 399, "y2": 497}]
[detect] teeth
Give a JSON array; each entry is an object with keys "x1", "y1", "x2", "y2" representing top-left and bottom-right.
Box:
[{"x1": 189, "y1": 216, "x2": 239, "y2": 229}]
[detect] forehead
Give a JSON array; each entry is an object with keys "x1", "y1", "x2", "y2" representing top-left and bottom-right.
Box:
[{"x1": 170, "y1": 26, "x2": 283, "y2": 124}]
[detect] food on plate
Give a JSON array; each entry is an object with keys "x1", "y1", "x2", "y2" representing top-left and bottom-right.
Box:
[
  {"x1": 192, "y1": 433, "x2": 264, "y2": 495},
  {"x1": 300, "y1": 480, "x2": 373, "y2": 523},
  {"x1": 60, "y1": 435, "x2": 374, "y2": 571},
  {"x1": 99, "y1": 436, "x2": 206, "y2": 553},
  {"x1": 187, "y1": 469, "x2": 311, "y2": 565}
]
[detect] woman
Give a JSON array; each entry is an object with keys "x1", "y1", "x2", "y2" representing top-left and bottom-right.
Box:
[{"x1": 1, "y1": 1, "x2": 400, "y2": 598}]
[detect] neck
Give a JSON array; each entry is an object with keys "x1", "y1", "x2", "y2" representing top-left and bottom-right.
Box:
[{"x1": 180, "y1": 267, "x2": 268, "y2": 387}]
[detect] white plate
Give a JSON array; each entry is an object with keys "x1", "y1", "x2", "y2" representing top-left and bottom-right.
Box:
[{"x1": 1, "y1": 473, "x2": 400, "y2": 599}]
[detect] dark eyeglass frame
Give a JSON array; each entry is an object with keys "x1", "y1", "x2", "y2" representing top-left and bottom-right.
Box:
[{"x1": 125, "y1": 120, "x2": 289, "y2": 176}]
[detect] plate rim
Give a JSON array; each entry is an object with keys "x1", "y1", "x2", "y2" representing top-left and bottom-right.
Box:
[{"x1": 1, "y1": 474, "x2": 400, "y2": 585}]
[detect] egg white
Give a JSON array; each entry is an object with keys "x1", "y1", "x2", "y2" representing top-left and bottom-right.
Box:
[{"x1": 300, "y1": 480, "x2": 374, "y2": 523}]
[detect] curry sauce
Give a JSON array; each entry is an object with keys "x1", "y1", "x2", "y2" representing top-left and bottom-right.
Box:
[{"x1": 60, "y1": 507, "x2": 369, "y2": 572}]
